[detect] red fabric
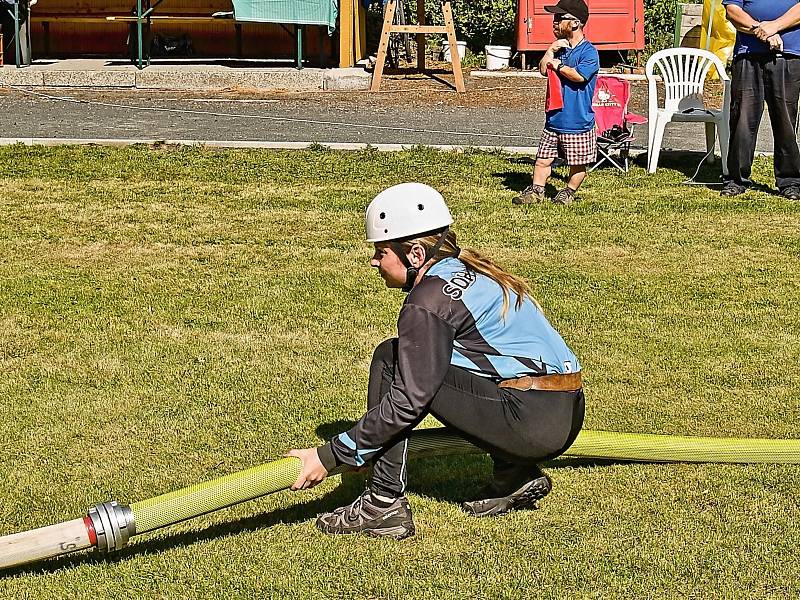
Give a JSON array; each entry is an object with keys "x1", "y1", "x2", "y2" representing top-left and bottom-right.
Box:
[
  {"x1": 591, "y1": 76, "x2": 647, "y2": 134},
  {"x1": 545, "y1": 66, "x2": 563, "y2": 111},
  {"x1": 624, "y1": 113, "x2": 648, "y2": 126}
]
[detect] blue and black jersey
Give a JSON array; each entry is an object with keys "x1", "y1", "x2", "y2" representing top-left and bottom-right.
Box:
[{"x1": 318, "y1": 257, "x2": 581, "y2": 470}]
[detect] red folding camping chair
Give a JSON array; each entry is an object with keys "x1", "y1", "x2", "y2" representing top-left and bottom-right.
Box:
[{"x1": 590, "y1": 76, "x2": 647, "y2": 172}]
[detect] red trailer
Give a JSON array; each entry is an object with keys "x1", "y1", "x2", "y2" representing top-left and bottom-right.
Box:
[{"x1": 516, "y1": 0, "x2": 644, "y2": 54}]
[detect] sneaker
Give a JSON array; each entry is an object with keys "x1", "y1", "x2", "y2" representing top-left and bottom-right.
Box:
[
  {"x1": 781, "y1": 185, "x2": 800, "y2": 200},
  {"x1": 461, "y1": 466, "x2": 552, "y2": 518},
  {"x1": 553, "y1": 187, "x2": 576, "y2": 205},
  {"x1": 720, "y1": 181, "x2": 746, "y2": 197},
  {"x1": 512, "y1": 184, "x2": 546, "y2": 205},
  {"x1": 316, "y1": 489, "x2": 415, "y2": 540}
]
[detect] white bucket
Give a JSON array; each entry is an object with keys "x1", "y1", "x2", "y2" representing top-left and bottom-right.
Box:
[
  {"x1": 442, "y1": 41, "x2": 467, "y2": 62},
  {"x1": 485, "y1": 44, "x2": 512, "y2": 70}
]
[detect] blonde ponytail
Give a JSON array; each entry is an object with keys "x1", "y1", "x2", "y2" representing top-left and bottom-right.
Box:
[{"x1": 396, "y1": 229, "x2": 540, "y2": 318}]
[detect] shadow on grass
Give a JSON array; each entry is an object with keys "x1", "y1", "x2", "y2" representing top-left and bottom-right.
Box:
[
  {"x1": 631, "y1": 150, "x2": 776, "y2": 194},
  {"x1": 498, "y1": 150, "x2": 780, "y2": 195},
  {"x1": 2, "y1": 426, "x2": 657, "y2": 578},
  {"x1": 495, "y1": 170, "x2": 532, "y2": 194},
  {"x1": 495, "y1": 158, "x2": 578, "y2": 196},
  {"x1": 495, "y1": 163, "x2": 570, "y2": 201}
]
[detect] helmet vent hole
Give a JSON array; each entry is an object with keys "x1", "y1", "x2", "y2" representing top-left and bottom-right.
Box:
[
  {"x1": 379, "y1": 212, "x2": 386, "y2": 219},
  {"x1": 384, "y1": 229, "x2": 389, "y2": 233},
  {"x1": 418, "y1": 204, "x2": 424, "y2": 211}
]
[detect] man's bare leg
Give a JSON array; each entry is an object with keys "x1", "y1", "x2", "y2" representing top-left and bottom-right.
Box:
[
  {"x1": 533, "y1": 157, "x2": 556, "y2": 187},
  {"x1": 566, "y1": 164, "x2": 587, "y2": 191},
  {"x1": 513, "y1": 157, "x2": 555, "y2": 204},
  {"x1": 554, "y1": 165, "x2": 587, "y2": 205}
]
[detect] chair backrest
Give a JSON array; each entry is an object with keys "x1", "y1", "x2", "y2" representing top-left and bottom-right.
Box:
[
  {"x1": 592, "y1": 75, "x2": 630, "y2": 135},
  {"x1": 645, "y1": 48, "x2": 729, "y2": 114}
]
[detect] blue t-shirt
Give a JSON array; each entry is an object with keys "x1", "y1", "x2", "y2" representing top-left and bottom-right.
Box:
[
  {"x1": 722, "y1": 0, "x2": 800, "y2": 57},
  {"x1": 545, "y1": 39, "x2": 600, "y2": 134}
]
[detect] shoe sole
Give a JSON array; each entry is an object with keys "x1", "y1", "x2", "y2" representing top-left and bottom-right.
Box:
[
  {"x1": 316, "y1": 519, "x2": 415, "y2": 540},
  {"x1": 317, "y1": 524, "x2": 415, "y2": 540},
  {"x1": 462, "y1": 476, "x2": 552, "y2": 518},
  {"x1": 510, "y1": 476, "x2": 552, "y2": 510},
  {"x1": 366, "y1": 524, "x2": 416, "y2": 540},
  {"x1": 720, "y1": 186, "x2": 746, "y2": 197}
]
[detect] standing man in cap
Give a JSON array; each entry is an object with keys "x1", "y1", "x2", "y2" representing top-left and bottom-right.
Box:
[{"x1": 514, "y1": 0, "x2": 600, "y2": 206}]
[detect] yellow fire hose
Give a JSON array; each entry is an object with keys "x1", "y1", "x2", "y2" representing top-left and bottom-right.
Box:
[{"x1": 2, "y1": 428, "x2": 800, "y2": 571}]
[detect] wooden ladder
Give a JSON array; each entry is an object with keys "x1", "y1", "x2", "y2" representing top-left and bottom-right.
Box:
[{"x1": 370, "y1": 0, "x2": 465, "y2": 93}]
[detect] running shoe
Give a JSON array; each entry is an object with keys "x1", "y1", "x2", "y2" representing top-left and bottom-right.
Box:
[
  {"x1": 461, "y1": 466, "x2": 552, "y2": 517},
  {"x1": 316, "y1": 489, "x2": 415, "y2": 540}
]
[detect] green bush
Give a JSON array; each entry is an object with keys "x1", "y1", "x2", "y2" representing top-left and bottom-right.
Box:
[
  {"x1": 409, "y1": 0, "x2": 516, "y2": 50},
  {"x1": 451, "y1": 0, "x2": 516, "y2": 48},
  {"x1": 645, "y1": 0, "x2": 682, "y2": 53},
  {"x1": 378, "y1": 0, "x2": 683, "y2": 56}
]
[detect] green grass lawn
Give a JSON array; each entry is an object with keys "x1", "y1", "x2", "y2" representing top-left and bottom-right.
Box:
[{"x1": 0, "y1": 145, "x2": 798, "y2": 599}]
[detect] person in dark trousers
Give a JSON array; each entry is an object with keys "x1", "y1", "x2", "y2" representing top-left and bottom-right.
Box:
[
  {"x1": 721, "y1": 0, "x2": 800, "y2": 200},
  {"x1": 0, "y1": 0, "x2": 31, "y2": 66},
  {"x1": 514, "y1": 0, "x2": 599, "y2": 206},
  {"x1": 288, "y1": 183, "x2": 585, "y2": 539}
]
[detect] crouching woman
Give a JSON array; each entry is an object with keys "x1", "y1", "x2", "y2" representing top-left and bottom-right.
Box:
[{"x1": 289, "y1": 183, "x2": 585, "y2": 539}]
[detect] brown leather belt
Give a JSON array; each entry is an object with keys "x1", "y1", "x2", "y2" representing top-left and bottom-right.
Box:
[{"x1": 498, "y1": 372, "x2": 582, "y2": 392}]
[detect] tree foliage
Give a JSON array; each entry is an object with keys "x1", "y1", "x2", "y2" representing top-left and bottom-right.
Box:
[
  {"x1": 644, "y1": 0, "x2": 682, "y2": 53},
  {"x1": 389, "y1": 0, "x2": 683, "y2": 55},
  {"x1": 408, "y1": 0, "x2": 516, "y2": 49}
]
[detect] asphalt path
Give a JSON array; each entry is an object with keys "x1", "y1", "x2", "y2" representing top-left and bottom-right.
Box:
[
  {"x1": 0, "y1": 83, "x2": 777, "y2": 153},
  {"x1": 0, "y1": 89, "x2": 538, "y2": 147}
]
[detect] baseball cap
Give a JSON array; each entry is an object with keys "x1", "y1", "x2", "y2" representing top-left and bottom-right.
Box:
[{"x1": 544, "y1": 0, "x2": 590, "y2": 24}]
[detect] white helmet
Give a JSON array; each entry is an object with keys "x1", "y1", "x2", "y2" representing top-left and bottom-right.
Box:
[{"x1": 365, "y1": 183, "x2": 453, "y2": 243}]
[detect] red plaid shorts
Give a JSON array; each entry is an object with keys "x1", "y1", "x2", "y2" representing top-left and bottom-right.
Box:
[{"x1": 537, "y1": 127, "x2": 597, "y2": 166}]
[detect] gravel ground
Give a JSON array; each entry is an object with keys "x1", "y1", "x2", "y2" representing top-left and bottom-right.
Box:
[{"x1": 0, "y1": 73, "x2": 776, "y2": 153}]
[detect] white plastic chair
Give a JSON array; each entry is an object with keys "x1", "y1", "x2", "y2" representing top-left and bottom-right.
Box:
[{"x1": 645, "y1": 48, "x2": 731, "y2": 175}]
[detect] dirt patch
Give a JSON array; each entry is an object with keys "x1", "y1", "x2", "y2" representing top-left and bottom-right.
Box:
[
  {"x1": 14, "y1": 67, "x2": 725, "y2": 117},
  {"x1": 45, "y1": 69, "x2": 545, "y2": 110}
]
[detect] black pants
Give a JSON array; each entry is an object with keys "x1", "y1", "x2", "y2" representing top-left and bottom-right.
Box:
[
  {"x1": 368, "y1": 339, "x2": 585, "y2": 498},
  {"x1": 0, "y1": 3, "x2": 30, "y2": 66},
  {"x1": 726, "y1": 54, "x2": 800, "y2": 191}
]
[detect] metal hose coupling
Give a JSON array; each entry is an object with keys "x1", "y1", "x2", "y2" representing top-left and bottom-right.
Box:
[{"x1": 88, "y1": 501, "x2": 135, "y2": 553}]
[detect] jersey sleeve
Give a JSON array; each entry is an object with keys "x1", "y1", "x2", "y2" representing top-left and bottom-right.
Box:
[
  {"x1": 575, "y1": 46, "x2": 600, "y2": 82},
  {"x1": 318, "y1": 303, "x2": 456, "y2": 471}
]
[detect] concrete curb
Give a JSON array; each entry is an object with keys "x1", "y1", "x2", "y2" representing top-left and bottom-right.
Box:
[
  {"x1": 0, "y1": 137, "x2": 540, "y2": 153},
  {"x1": 2, "y1": 138, "x2": 776, "y2": 171},
  {"x1": 5, "y1": 138, "x2": 773, "y2": 158},
  {"x1": 324, "y1": 68, "x2": 372, "y2": 90},
  {"x1": 0, "y1": 64, "x2": 371, "y2": 91}
]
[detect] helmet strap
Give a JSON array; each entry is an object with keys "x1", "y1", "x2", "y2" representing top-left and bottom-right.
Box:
[{"x1": 389, "y1": 227, "x2": 450, "y2": 293}]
